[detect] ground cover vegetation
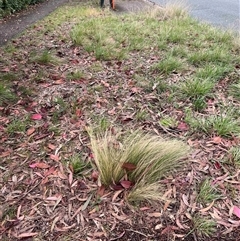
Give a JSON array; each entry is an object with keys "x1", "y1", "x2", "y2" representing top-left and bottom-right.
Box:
[
  {"x1": 0, "y1": 0, "x2": 44, "y2": 16},
  {"x1": 0, "y1": 1, "x2": 240, "y2": 240}
]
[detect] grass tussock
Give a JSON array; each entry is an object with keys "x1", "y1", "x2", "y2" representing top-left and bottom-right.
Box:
[
  {"x1": 228, "y1": 146, "x2": 240, "y2": 167},
  {"x1": 88, "y1": 129, "x2": 189, "y2": 202},
  {"x1": 0, "y1": 82, "x2": 16, "y2": 105},
  {"x1": 228, "y1": 82, "x2": 240, "y2": 100},
  {"x1": 185, "y1": 110, "x2": 240, "y2": 137},
  {"x1": 197, "y1": 179, "x2": 222, "y2": 204},
  {"x1": 164, "y1": 0, "x2": 190, "y2": 19},
  {"x1": 193, "y1": 216, "x2": 217, "y2": 237},
  {"x1": 1, "y1": 1, "x2": 240, "y2": 239}
]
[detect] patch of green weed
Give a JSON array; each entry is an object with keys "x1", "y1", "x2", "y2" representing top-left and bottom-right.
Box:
[
  {"x1": 159, "y1": 115, "x2": 177, "y2": 128},
  {"x1": 228, "y1": 82, "x2": 240, "y2": 100},
  {"x1": 0, "y1": 72, "x2": 18, "y2": 81},
  {"x1": 32, "y1": 50, "x2": 58, "y2": 65},
  {"x1": 192, "y1": 216, "x2": 217, "y2": 238},
  {"x1": 69, "y1": 154, "x2": 91, "y2": 175},
  {"x1": 228, "y1": 146, "x2": 240, "y2": 167},
  {"x1": 135, "y1": 109, "x2": 148, "y2": 121},
  {"x1": 197, "y1": 179, "x2": 222, "y2": 204},
  {"x1": 181, "y1": 78, "x2": 214, "y2": 99},
  {"x1": 6, "y1": 118, "x2": 29, "y2": 136},
  {"x1": 67, "y1": 70, "x2": 85, "y2": 80},
  {"x1": 153, "y1": 56, "x2": 184, "y2": 75},
  {"x1": 185, "y1": 110, "x2": 240, "y2": 137},
  {"x1": 0, "y1": 82, "x2": 16, "y2": 105}
]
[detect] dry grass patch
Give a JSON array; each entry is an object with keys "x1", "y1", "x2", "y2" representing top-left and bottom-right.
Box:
[{"x1": 88, "y1": 129, "x2": 189, "y2": 202}]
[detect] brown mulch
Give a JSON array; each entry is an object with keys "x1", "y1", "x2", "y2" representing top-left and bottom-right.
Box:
[{"x1": 0, "y1": 1, "x2": 240, "y2": 241}]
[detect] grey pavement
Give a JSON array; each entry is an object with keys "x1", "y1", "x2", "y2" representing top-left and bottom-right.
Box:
[
  {"x1": 151, "y1": 0, "x2": 240, "y2": 32},
  {"x1": 0, "y1": 0, "x2": 70, "y2": 46}
]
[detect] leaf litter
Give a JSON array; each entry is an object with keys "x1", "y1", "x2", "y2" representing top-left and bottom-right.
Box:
[{"x1": 0, "y1": 2, "x2": 240, "y2": 241}]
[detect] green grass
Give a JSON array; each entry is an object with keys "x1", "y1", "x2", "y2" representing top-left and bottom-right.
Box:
[
  {"x1": 181, "y1": 78, "x2": 214, "y2": 99},
  {"x1": 154, "y1": 79, "x2": 169, "y2": 94},
  {"x1": 135, "y1": 109, "x2": 148, "y2": 121},
  {"x1": 69, "y1": 154, "x2": 91, "y2": 175},
  {"x1": 194, "y1": 64, "x2": 233, "y2": 81},
  {"x1": 0, "y1": 72, "x2": 18, "y2": 81},
  {"x1": 0, "y1": 2, "x2": 240, "y2": 239},
  {"x1": 228, "y1": 82, "x2": 240, "y2": 100},
  {"x1": 2, "y1": 206, "x2": 17, "y2": 220},
  {"x1": 0, "y1": 82, "x2": 16, "y2": 105},
  {"x1": 197, "y1": 179, "x2": 222, "y2": 204},
  {"x1": 187, "y1": 47, "x2": 231, "y2": 66},
  {"x1": 192, "y1": 216, "x2": 217, "y2": 238},
  {"x1": 51, "y1": 97, "x2": 68, "y2": 122},
  {"x1": 71, "y1": 15, "x2": 151, "y2": 60},
  {"x1": 159, "y1": 115, "x2": 177, "y2": 128},
  {"x1": 69, "y1": 4, "x2": 239, "y2": 90},
  {"x1": 32, "y1": 70, "x2": 47, "y2": 83},
  {"x1": 185, "y1": 110, "x2": 240, "y2": 137},
  {"x1": 192, "y1": 97, "x2": 207, "y2": 112},
  {"x1": 71, "y1": 17, "x2": 124, "y2": 60},
  {"x1": 6, "y1": 118, "x2": 29, "y2": 136},
  {"x1": 153, "y1": 56, "x2": 184, "y2": 75},
  {"x1": 70, "y1": 8, "x2": 188, "y2": 60},
  {"x1": 3, "y1": 44, "x2": 17, "y2": 53},
  {"x1": 88, "y1": 129, "x2": 189, "y2": 202},
  {"x1": 32, "y1": 50, "x2": 58, "y2": 65},
  {"x1": 66, "y1": 70, "x2": 85, "y2": 80},
  {"x1": 228, "y1": 146, "x2": 240, "y2": 167},
  {"x1": 210, "y1": 115, "x2": 240, "y2": 137},
  {"x1": 98, "y1": 117, "x2": 111, "y2": 133},
  {"x1": 48, "y1": 125, "x2": 61, "y2": 136}
]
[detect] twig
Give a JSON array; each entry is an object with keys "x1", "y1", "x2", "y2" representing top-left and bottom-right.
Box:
[
  {"x1": 109, "y1": 231, "x2": 125, "y2": 241},
  {"x1": 12, "y1": 179, "x2": 41, "y2": 205},
  {"x1": 158, "y1": 123, "x2": 180, "y2": 138},
  {"x1": 193, "y1": 231, "x2": 198, "y2": 241},
  {"x1": 125, "y1": 228, "x2": 148, "y2": 237},
  {"x1": 79, "y1": 133, "x2": 84, "y2": 145}
]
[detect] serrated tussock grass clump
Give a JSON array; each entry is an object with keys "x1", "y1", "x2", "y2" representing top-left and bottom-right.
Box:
[
  {"x1": 163, "y1": 1, "x2": 189, "y2": 19},
  {"x1": 88, "y1": 129, "x2": 189, "y2": 202}
]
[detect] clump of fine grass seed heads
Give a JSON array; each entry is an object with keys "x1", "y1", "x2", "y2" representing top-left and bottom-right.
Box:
[{"x1": 88, "y1": 129, "x2": 189, "y2": 202}]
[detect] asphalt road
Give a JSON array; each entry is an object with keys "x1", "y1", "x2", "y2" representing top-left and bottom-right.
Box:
[{"x1": 151, "y1": 0, "x2": 240, "y2": 32}]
